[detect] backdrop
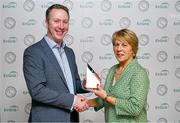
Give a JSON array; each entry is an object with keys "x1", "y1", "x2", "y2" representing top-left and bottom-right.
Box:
[{"x1": 1, "y1": 0, "x2": 180, "y2": 122}]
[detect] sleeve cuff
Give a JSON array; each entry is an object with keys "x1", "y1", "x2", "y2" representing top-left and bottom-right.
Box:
[
  {"x1": 71, "y1": 95, "x2": 76, "y2": 111},
  {"x1": 94, "y1": 97, "x2": 104, "y2": 111}
]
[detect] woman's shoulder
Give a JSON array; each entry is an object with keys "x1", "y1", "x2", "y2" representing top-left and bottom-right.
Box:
[
  {"x1": 109, "y1": 64, "x2": 119, "y2": 71},
  {"x1": 105, "y1": 64, "x2": 118, "y2": 76},
  {"x1": 133, "y1": 62, "x2": 149, "y2": 77}
]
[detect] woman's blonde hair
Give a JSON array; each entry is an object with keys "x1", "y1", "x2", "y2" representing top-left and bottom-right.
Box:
[{"x1": 112, "y1": 28, "x2": 138, "y2": 58}]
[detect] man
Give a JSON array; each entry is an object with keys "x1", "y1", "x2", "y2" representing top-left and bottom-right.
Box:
[{"x1": 23, "y1": 4, "x2": 88, "y2": 122}]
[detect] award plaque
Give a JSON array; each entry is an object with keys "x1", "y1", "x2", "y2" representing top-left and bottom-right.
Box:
[{"x1": 86, "y1": 64, "x2": 100, "y2": 88}]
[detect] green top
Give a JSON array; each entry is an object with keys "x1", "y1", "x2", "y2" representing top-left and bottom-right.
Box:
[{"x1": 95, "y1": 59, "x2": 149, "y2": 123}]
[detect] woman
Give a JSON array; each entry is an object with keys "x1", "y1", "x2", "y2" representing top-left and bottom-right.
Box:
[{"x1": 87, "y1": 29, "x2": 150, "y2": 122}]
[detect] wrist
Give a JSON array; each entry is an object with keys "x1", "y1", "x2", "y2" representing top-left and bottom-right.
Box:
[
  {"x1": 104, "y1": 95, "x2": 108, "y2": 101},
  {"x1": 87, "y1": 100, "x2": 91, "y2": 107},
  {"x1": 87, "y1": 99, "x2": 97, "y2": 107}
]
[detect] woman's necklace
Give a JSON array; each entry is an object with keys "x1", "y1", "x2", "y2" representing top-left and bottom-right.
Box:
[
  {"x1": 112, "y1": 59, "x2": 132, "y2": 86},
  {"x1": 114, "y1": 67, "x2": 124, "y2": 81},
  {"x1": 112, "y1": 68, "x2": 124, "y2": 86}
]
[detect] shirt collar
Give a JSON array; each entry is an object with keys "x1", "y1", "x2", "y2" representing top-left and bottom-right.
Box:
[{"x1": 44, "y1": 35, "x2": 66, "y2": 49}]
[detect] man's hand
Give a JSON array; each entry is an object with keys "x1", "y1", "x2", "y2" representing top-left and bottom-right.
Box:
[{"x1": 74, "y1": 95, "x2": 89, "y2": 112}]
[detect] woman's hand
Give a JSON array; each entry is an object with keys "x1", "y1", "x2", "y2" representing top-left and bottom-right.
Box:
[
  {"x1": 82, "y1": 78, "x2": 87, "y2": 89},
  {"x1": 91, "y1": 84, "x2": 107, "y2": 99}
]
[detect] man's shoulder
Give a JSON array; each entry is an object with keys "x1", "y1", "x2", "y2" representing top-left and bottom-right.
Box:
[
  {"x1": 24, "y1": 38, "x2": 45, "y2": 54},
  {"x1": 133, "y1": 62, "x2": 149, "y2": 78},
  {"x1": 26, "y1": 38, "x2": 44, "y2": 50},
  {"x1": 64, "y1": 45, "x2": 74, "y2": 52}
]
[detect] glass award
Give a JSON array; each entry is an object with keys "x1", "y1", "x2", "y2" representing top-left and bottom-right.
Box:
[{"x1": 86, "y1": 64, "x2": 100, "y2": 88}]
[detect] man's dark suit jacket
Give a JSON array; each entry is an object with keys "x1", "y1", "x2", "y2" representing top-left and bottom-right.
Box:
[{"x1": 23, "y1": 38, "x2": 86, "y2": 122}]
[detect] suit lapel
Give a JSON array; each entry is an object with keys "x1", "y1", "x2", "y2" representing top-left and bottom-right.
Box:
[{"x1": 40, "y1": 39, "x2": 69, "y2": 90}]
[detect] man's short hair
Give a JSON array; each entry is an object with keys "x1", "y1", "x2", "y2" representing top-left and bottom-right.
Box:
[{"x1": 46, "y1": 4, "x2": 69, "y2": 21}]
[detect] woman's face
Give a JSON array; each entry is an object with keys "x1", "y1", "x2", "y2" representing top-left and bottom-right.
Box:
[{"x1": 113, "y1": 40, "x2": 134, "y2": 64}]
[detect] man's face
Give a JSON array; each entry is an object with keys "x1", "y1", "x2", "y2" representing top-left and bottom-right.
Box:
[{"x1": 46, "y1": 8, "x2": 69, "y2": 43}]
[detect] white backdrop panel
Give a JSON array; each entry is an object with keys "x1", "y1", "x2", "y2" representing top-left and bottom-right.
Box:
[{"x1": 1, "y1": 0, "x2": 180, "y2": 122}]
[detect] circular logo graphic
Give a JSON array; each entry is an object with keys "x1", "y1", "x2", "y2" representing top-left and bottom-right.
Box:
[
  {"x1": 175, "y1": 67, "x2": 180, "y2": 79},
  {"x1": 83, "y1": 119, "x2": 93, "y2": 123},
  {"x1": 43, "y1": 2, "x2": 55, "y2": 9},
  {"x1": 101, "y1": 34, "x2": 111, "y2": 46},
  {"x1": 23, "y1": 0, "x2": 35, "y2": 12},
  {"x1": 81, "y1": 17, "x2": 93, "y2": 29},
  {"x1": 63, "y1": 0, "x2": 74, "y2": 11},
  {"x1": 4, "y1": 17, "x2": 16, "y2": 29},
  {"x1": 64, "y1": 34, "x2": 74, "y2": 46},
  {"x1": 157, "y1": 17, "x2": 168, "y2": 29},
  {"x1": 7, "y1": 120, "x2": 15, "y2": 123},
  {"x1": 4, "y1": 52, "x2": 16, "y2": 64},
  {"x1": 157, "y1": 84, "x2": 168, "y2": 96},
  {"x1": 175, "y1": 100, "x2": 180, "y2": 112},
  {"x1": 157, "y1": 118, "x2": 168, "y2": 123},
  {"x1": 24, "y1": 103, "x2": 31, "y2": 114},
  {"x1": 5, "y1": 86, "x2": 17, "y2": 98},
  {"x1": 139, "y1": 34, "x2": 150, "y2": 46},
  {"x1": 100, "y1": 0, "x2": 112, "y2": 12},
  {"x1": 156, "y1": 51, "x2": 168, "y2": 62},
  {"x1": 24, "y1": 34, "x2": 35, "y2": 46},
  {"x1": 81, "y1": 51, "x2": 93, "y2": 63},
  {"x1": 8, "y1": 120, "x2": 15, "y2": 123},
  {"x1": 119, "y1": 17, "x2": 131, "y2": 28},
  {"x1": 175, "y1": 34, "x2": 180, "y2": 46},
  {"x1": 138, "y1": 0, "x2": 149, "y2": 12},
  {"x1": 69, "y1": 19, "x2": 75, "y2": 26},
  {"x1": 175, "y1": 1, "x2": 180, "y2": 12},
  {"x1": 144, "y1": 68, "x2": 149, "y2": 76},
  {"x1": 101, "y1": 68, "x2": 109, "y2": 80}
]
